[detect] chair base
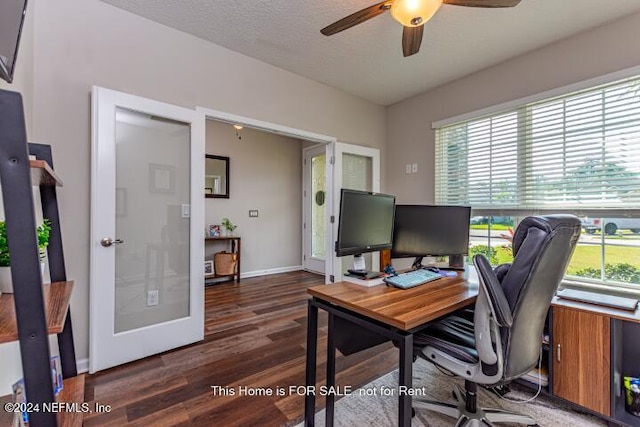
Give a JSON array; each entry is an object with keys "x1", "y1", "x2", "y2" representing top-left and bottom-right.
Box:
[{"x1": 413, "y1": 384, "x2": 538, "y2": 427}]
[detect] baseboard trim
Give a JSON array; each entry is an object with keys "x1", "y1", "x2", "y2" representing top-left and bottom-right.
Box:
[
  {"x1": 76, "y1": 358, "x2": 89, "y2": 374},
  {"x1": 241, "y1": 265, "x2": 303, "y2": 279}
]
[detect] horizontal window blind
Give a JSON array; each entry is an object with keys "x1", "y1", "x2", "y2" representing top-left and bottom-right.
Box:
[{"x1": 435, "y1": 76, "x2": 640, "y2": 217}]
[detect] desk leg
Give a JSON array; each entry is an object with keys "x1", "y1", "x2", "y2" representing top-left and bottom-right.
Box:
[
  {"x1": 304, "y1": 301, "x2": 318, "y2": 427},
  {"x1": 325, "y1": 313, "x2": 336, "y2": 427},
  {"x1": 398, "y1": 333, "x2": 413, "y2": 427}
]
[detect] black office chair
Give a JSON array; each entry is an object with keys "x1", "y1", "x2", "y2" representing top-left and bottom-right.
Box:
[{"x1": 412, "y1": 215, "x2": 581, "y2": 426}]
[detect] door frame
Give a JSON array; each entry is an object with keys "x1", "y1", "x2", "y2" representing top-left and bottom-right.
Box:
[
  {"x1": 195, "y1": 107, "x2": 336, "y2": 284},
  {"x1": 90, "y1": 86, "x2": 206, "y2": 373}
]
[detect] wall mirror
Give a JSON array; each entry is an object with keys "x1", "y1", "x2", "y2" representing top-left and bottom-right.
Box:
[{"x1": 205, "y1": 155, "x2": 230, "y2": 198}]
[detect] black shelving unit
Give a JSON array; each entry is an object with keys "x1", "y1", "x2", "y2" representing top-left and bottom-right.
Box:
[
  {"x1": 0, "y1": 89, "x2": 79, "y2": 426},
  {"x1": 612, "y1": 320, "x2": 640, "y2": 427}
]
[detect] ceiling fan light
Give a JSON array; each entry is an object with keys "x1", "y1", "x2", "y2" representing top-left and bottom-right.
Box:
[{"x1": 391, "y1": 0, "x2": 443, "y2": 27}]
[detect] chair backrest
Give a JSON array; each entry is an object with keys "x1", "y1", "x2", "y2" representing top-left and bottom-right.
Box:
[{"x1": 499, "y1": 215, "x2": 581, "y2": 381}]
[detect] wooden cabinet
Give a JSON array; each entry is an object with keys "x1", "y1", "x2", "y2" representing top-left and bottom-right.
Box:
[{"x1": 552, "y1": 305, "x2": 610, "y2": 416}]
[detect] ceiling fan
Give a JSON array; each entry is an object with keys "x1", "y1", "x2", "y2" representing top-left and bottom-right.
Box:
[{"x1": 321, "y1": 0, "x2": 522, "y2": 57}]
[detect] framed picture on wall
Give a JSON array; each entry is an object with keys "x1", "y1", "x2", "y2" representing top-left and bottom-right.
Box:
[{"x1": 204, "y1": 260, "x2": 214, "y2": 276}]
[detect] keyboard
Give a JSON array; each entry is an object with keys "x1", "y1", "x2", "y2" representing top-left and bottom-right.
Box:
[{"x1": 383, "y1": 269, "x2": 442, "y2": 289}]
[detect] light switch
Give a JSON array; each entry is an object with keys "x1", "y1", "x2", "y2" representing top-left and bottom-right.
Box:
[
  {"x1": 249, "y1": 210, "x2": 259, "y2": 218},
  {"x1": 181, "y1": 204, "x2": 190, "y2": 218},
  {"x1": 405, "y1": 164, "x2": 411, "y2": 174},
  {"x1": 412, "y1": 163, "x2": 418, "y2": 173}
]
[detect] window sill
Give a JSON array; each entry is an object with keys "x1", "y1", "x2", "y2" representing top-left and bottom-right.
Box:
[{"x1": 560, "y1": 278, "x2": 640, "y2": 299}]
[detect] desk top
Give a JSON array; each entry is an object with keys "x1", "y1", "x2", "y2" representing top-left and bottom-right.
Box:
[{"x1": 308, "y1": 273, "x2": 478, "y2": 331}]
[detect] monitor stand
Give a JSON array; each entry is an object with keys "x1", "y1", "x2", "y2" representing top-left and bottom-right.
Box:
[
  {"x1": 346, "y1": 254, "x2": 382, "y2": 279},
  {"x1": 419, "y1": 255, "x2": 466, "y2": 271},
  {"x1": 412, "y1": 256, "x2": 425, "y2": 270},
  {"x1": 352, "y1": 254, "x2": 366, "y2": 271},
  {"x1": 446, "y1": 255, "x2": 466, "y2": 270}
]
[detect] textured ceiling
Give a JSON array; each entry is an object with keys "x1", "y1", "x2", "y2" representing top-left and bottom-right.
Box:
[{"x1": 99, "y1": 0, "x2": 640, "y2": 106}]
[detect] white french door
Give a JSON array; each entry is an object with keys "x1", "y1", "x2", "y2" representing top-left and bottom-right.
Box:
[
  {"x1": 331, "y1": 142, "x2": 381, "y2": 282},
  {"x1": 89, "y1": 87, "x2": 205, "y2": 373}
]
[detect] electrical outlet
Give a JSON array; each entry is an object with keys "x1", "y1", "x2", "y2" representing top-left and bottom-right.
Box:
[
  {"x1": 147, "y1": 290, "x2": 159, "y2": 307},
  {"x1": 412, "y1": 163, "x2": 418, "y2": 173},
  {"x1": 249, "y1": 210, "x2": 259, "y2": 217},
  {"x1": 405, "y1": 164, "x2": 411, "y2": 174}
]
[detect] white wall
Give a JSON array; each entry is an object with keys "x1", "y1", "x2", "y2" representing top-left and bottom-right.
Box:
[
  {"x1": 386, "y1": 11, "x2": 640, "y2": 204},
  {"x1": 0, "y1": 0, "x2": 386, "y2": 384},
  {"x1": 205, "y1": 121, "x2": 304, "y2": 275}
]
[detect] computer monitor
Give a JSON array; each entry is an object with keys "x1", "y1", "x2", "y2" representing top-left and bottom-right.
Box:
[
  {"x1": 335, "y1": 189, "x2": 395, "y2": 271},
  {"x1": 392, "y1": 205, "x2": 471, "y2": 270},
  {"x1": 0, "y1": 0, "x2": 28, "y2": 84}
]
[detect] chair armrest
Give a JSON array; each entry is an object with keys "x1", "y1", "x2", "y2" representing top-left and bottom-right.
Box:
[{"x1": 473, "y1": 255, "x2": 513, "y2": 328}]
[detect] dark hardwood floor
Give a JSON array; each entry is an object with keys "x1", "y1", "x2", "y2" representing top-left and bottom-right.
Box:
[{"x1": 84, "y1": 271, "x2": 397, "y2": 426}]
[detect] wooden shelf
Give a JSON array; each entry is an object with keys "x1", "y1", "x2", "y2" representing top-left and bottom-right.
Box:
[
  {"x1": 30, "y1": 159, "x2": 64, "y2": 187},
  {"x1": 57, "y1": 374, "x2": 85, "y2": 427},
  {"x1": 0, "y1": 281, "x2": 74, "y2": 344}
]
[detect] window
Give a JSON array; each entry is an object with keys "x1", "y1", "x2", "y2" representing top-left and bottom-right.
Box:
[{"x1": 436, "y1": 76, "x2": 640, "y2": 290}]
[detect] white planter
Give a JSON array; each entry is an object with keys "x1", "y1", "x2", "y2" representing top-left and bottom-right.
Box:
[{"x1": 0, "y1": 262, "x2": 46, "y2": 294}]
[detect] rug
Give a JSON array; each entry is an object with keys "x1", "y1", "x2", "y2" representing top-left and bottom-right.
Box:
[{"x1": 301, "y1": 358, "x2": 606, "y2": 427}]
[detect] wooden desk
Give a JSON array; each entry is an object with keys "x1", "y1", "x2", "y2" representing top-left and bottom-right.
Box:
[
  {"x1": 304, "y1": 272, "x2": 478, "y2": 427},
  {"x1": 205, "y1": 236, "x2": 241, "y2": 283}
]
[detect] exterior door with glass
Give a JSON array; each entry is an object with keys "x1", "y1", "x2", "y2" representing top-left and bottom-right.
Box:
[
  {"x1": 90, "y1": 87, "x2": 205, "y2": 373},
  {"x1": 303, "y1": 145, "x2": 329, "y2": 274}
]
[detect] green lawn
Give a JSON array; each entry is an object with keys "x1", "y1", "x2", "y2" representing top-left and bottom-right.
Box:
[
  {"x1": 469, "y1": 224, "x2": 512, "y2": 231},
  {"x1": 566, "y1": 244, "x2": 640, "y2": 274},
  {"x1": 471, "y1": 243, "x2": 640, "y2": 276}
]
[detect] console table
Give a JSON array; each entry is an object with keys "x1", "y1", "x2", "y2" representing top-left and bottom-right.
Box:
[{"x1": 205, "y1": 236, "x2": 241, "y2": 283}]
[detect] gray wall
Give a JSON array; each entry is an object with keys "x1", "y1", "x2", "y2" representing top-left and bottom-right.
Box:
[
  {"x1": 386, "y1": 11, "x2": 640, "y2": 204},
  {"x1": 205, "y1": 121, "x2": 304, "y2": 275}
]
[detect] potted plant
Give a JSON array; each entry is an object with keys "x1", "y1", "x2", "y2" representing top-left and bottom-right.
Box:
[
  {"x1": 221, "y1": 217, "x2": 237, "y2": 237},
  {"x1": 0, "y1": 219, "x2": 51, "y2": 293}
]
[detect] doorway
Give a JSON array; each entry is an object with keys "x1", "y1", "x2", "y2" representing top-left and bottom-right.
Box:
[{"x1": 197, "y1": 107, "x2": 335, "y2": 283}]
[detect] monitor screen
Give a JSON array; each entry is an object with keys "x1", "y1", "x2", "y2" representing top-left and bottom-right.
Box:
[
  {"x1": 0, "y1": 0, "x2": 28, "y2": 84},
  {"x1": 336, "y1": 189, "x2": 395, "y2": 257},
  {"x1": 392, "y1": 205, "x2": 471, "y2": 258}
]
